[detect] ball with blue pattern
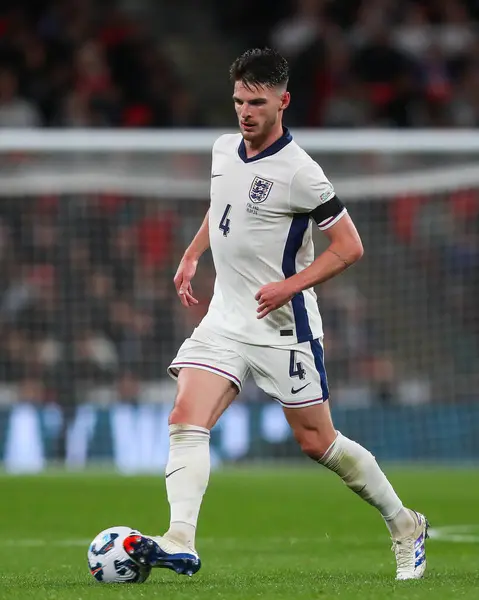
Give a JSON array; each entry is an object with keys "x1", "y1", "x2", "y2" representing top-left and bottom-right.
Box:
[{"x1": 87, "y1": 526, "x2": 151, "y2": 583}]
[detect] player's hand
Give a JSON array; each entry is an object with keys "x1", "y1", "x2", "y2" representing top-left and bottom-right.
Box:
[
  {"x1": 255, "y1": 280, "x2": 297, "y2": 319},
  {"x1": 174, "y1": 256, "x2": 199, "y2": 307}
]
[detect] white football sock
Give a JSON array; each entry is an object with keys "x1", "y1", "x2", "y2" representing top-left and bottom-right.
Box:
[
  {"x1": 164, "y1": 423, "x2": 210, "y2": 549},
  {"x1": 320, "y1": 432, "x2": 415, "y2": 538}
]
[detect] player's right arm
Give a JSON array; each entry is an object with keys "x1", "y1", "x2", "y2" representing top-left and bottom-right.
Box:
[{"x1": 174, "y1": 209, "x2": 210, "y2": 307}]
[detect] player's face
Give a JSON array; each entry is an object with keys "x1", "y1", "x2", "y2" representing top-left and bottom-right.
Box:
[{"x1": 233, "y1": 81, "x2": 290, "y2": 144}]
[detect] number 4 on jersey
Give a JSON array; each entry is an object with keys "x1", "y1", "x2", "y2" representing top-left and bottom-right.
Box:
[
  {"x1": 289, "y1": 350, "x2": 306, "y2": 380},
  {"x1": 219, "y1": 204, "x2": 232, "y2": 237}
]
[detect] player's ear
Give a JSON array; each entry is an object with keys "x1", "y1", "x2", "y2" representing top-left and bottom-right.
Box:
[{"x1": 280, "y1": 91, "x2": 291, "y2": 111}]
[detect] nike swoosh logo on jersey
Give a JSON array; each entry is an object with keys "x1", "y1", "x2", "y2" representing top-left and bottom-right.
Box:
[
  {"x1": 211, "y1": 173, "x2": 223, "y2": 178},
  {"x1": 165, "y1": 466, "x2": 186, "y2": 478},
  {"x1": 291, "y1": 383, "x2": 311, "y2": 395}
]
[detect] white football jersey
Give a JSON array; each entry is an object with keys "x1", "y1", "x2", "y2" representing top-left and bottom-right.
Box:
[{"x1": 199, "y1": 128, "x2": 346, "y2": 346}]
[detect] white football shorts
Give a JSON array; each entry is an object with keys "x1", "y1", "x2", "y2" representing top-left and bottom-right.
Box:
[{"x1": 167, "y1": 326, "x2": 329, "y2": 408}]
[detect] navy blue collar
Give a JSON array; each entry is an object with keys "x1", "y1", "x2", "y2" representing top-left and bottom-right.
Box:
[{"x1": 238, "y1": 127, "x2": 293, "y2": 163}]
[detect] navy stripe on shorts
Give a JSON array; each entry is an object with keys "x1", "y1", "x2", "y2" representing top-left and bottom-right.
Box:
[{"x1": 310, "y1": 339, "x2": 329, "y2": 400}]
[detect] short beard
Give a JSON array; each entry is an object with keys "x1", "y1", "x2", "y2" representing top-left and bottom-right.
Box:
[{"x1": 242, "y1": 116, "x2": 277, "y2": 145}]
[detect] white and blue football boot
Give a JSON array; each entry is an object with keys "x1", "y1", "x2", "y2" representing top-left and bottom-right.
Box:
[
  {"x1": 123, "y1": 533, "x2": 201, "y2": 577},
  {"x1": 392, "y1": 509, "x2": 429, "y2": 580}
]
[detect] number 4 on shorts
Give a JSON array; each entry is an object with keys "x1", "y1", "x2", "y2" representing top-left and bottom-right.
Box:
[{"x1": 289, "y1": 350, "x2": 306, "y2": 380}]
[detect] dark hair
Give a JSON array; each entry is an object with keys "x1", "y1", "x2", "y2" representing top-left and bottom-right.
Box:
[{"x1": 229, "y1": 48, "x2": 289, "y2": 89}]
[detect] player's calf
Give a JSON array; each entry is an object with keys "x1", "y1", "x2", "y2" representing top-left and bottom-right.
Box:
[
  {"x1": 165, "y1": 423, "x2": 210, "y2": 549},
  {"x1": 165, "y1": 368, "x2": 238, "y2": 550},
  {"x1": 319, "y1": 431, "x2": 429, "y2": 577},
  {"x1": 286, "y1": 404, "x2": 428, "y2": 576}
]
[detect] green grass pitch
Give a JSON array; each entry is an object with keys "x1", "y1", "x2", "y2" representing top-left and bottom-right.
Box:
[{"x1": 0, "y1": 467, "x2": 478, "y2": 599}]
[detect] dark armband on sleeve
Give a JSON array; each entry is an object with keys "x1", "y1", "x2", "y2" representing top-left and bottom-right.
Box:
[{"x1": 309, "y1": 195, "x2": 346, "y2": 230}]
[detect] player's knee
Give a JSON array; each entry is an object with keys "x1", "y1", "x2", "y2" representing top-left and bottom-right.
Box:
[
  {"x1": 168, "y1": 390, "x2": 218, "y2": 429},
  {"x1": 296, "y1": 430, "x2": 323, "y2": 461},
  {"x1": 169, "y1": 392, "x2": 195, "y2": 426},
  {"x1": 295, "y1": 429, "x2": 332, "y2": 461}
]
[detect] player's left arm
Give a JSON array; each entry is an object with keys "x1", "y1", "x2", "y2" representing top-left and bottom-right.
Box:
[
  {"x1": 256, "y1": 163, "x2": 363, "y2": 319},
  {"x1": 256, "y1": 212, "x2": 363, "y2": 319},
  {"x1": 290, "y1": 210, "x2": 363, "y2": 290}
]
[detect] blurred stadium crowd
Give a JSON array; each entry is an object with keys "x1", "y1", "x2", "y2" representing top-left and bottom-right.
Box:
[
  {"x1": 0, "y1": 196, "x2": 188, "y2": 403},
  {"x1": 215, "y1": 0, "x2": 479, "y2": 127},
  {"x1": 0, "y1": 0, "x2": 477, "y2": 407},
  {"x1": 0, "y1": 0, "x2": 479, "y2": 128},
  {"x1": 0, "y1": 0, "x2": 202, "y2": 128}
]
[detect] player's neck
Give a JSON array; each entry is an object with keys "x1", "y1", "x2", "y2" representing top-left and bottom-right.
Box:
[{"x1": 243, "y1": 124, "x2": 285, "y2": 159}]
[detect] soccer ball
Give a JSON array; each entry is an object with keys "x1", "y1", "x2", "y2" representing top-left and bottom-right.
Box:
[{"x1": 87, "y1": 526, "x2": 151, "y2": 583}]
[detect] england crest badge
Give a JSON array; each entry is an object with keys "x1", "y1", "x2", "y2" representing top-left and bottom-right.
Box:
[{"x1": 249, "y1": 176, "x2": 274, "y2": 204}]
